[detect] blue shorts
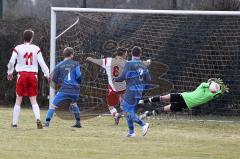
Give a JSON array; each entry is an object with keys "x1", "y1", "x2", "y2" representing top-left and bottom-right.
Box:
[
  {"x1": 52, "y1": 92, "x2": 79, "y2": 108},
  {"x1": 121, "y1": 91, "x2": 141, "y2": 113},
  {"x1": 120, "y1": 98, "x2": 139, "y2": 113}
]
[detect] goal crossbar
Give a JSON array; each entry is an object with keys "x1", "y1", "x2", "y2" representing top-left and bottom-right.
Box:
[{"x1": 52, "y1": 7, "x2": 240, "y2": 16}]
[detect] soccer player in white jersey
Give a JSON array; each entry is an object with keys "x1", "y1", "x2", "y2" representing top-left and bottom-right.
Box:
[
  {"x1": 7, "y1": 29, "x2": 49, "y2": 129},
  {"x1": 87, "y1": 47, "x2": 127, "y2": 124},
  {"x1": 87, "y1": 47, "x2": 151, "y2": 125}
]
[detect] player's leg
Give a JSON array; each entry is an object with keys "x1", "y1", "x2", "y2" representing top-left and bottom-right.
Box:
[
  {"x1": 28, "y1": 73, "x2": 43, "y2": 129},
  {"x1": 134, "y1": 99, "x2": 150, "y2": 136},
  {"x1": 29, "y1": 96, "x2": 43, "y2": 129},
  {"x1": 70, "y1": 102, "x2": 81, "y2": 128},
  {"x1": 121, "y1": 100, "x2": 135, "y2": 137},
  {"x1": 107, "y1": 89, "x2": 121, "y2": 125},
  {"x1": 12, "y1": 95, "x2": 23, "y2": 127},
  {"x1": 133, "y1": 98, "x2": 150, "y2": 136},
  {"x1": 157, "y1": 93, "x2": 187, "y2": 113},
  {"x1": 139, "y1": 93, "x2": 179, "y2": 116},
  {"x1": 12, "y1": 73, "x2": 26, "y2": 127},
  {"x1": 108, "y1": 106, "x2": 119, "y2": 118},
  {"x1": 169, "y1": 93, "x2": 187, "y2": 112},
  {"x1": 161, "y1": 104, "x2": 171, "y2": 112},
  {"x1": 142, "y1": 102, "x2": 185, "y2": 116},
  {"x1": 161, "y1": 94, "x2": 171, "y2": 102},
  {"x1": 126, "y1": 112, "x2": 135, "y2": 137},
  {"x1": 139, "y1": 94, "x2": 171, "y2": 105},
  {"x1": 45, "y1": 104, "x2": 56, "y2": 127},
  {"x1": 45, "y1": 92, "x2": 82, "y2": 128},
  {"x1": 45, "y1": 92, "x2": 63, "y2": 127},
  {"x1": 109, "y1": 106, "x2": 121, "y2": 125},
  {"x1": 128, "y1": 111, "x2": 149, "y2": 136}
]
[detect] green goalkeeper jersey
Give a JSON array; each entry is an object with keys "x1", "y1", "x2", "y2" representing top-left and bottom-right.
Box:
[{"x1": 181, "y1": 82, "x2": 222, "y2": 109}]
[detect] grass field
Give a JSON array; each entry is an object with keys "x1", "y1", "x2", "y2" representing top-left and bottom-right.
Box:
[{"x1": 0, "y1": 107, "x2": 240, "y2": 159}]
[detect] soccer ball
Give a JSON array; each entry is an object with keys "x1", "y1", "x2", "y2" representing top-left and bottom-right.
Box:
[{"x1": 209, "y1": 82, "x2": 220, "y2": 93}]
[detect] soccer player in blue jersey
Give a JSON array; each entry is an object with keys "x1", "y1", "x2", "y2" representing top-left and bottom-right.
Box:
[
  {"x1": 114, "y1": 46, "x2": 151, "y2": 137},
  {"x1": 45, "y1": 47, "x2": 82, "y2": 128}
]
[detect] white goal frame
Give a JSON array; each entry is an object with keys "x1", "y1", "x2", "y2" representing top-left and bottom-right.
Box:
[{"x1": 50, "y1": 7, "x2": 240, "y2": 103}]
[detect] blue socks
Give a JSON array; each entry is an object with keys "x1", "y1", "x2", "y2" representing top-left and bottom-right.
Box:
[
  {"x1": 45, "y1": 109, "x2": 55, "y2": 123},
  {"x1": 71, "y1": 103, "x2": 81, "y2": 124},
  {"x1": 127, "y1": 115, "x2": 134, "y2": 134}
]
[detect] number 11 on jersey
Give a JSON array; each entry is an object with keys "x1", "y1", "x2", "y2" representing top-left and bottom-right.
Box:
[{"x1": 24, "y1": 52, "x2": 33, "y2": 65}]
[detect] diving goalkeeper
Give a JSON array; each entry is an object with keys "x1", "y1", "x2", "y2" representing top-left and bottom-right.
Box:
[{"x1": 139, "y1": 78, "x2": 229, "y2": 113}]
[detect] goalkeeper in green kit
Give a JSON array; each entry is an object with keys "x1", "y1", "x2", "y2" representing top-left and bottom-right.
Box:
[{"x1": 139, "y1": 78, "x2": 229, "y2": 113}]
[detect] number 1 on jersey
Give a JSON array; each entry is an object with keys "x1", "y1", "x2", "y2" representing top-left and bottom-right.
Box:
[{"x1": 65, "y1": 68, "x2": 71, "y2": 81}]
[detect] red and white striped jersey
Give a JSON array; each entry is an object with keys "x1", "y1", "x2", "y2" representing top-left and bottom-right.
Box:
[
  {"x1": 102, "y1": 56, "x2": 126, "y2": 92},
  {"x1": 7, "y1": 43, "x2": 49, "y2": 77}
]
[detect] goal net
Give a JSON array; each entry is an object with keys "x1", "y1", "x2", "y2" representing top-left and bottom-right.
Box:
[{"x1": 50, "y1": 8, "x2": 240, "y2": 119}]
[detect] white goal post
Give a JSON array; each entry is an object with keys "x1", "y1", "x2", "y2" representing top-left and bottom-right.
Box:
[{"x1": 49, "y1": 7, "x2": 240, "y2": 103}]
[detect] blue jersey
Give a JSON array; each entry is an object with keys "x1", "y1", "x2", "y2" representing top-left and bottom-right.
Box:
[
  {"x1": 52, "y1": 59, "x2": 82, "y2": 95},
  {"x1": 115, "y1": 59, "x2": 151, "y2": 107}
]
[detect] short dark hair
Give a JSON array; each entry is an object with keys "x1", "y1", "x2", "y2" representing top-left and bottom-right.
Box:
[
  {"x1": 131, "y1": 46, "x2": 142, "y2": 57},
  {"x1": 63, "y1": 47, "x2": 74, "y2": 57},
  {"x1": 23, "y1": 29, "x2": 34, "y2": 42},
  {"x1": 116, "y1": 47, "x2": 127, "y2": 56}
]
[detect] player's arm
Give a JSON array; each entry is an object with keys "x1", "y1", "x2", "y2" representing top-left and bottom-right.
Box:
[
  {"x1": 201, "y1": 82, "x2": 210, "y2": 88},
  {"x1": 7, "y1": 49, "x2": 18, "y2": 80},
  {"x1": 86, "y1": 57, "x2": 103, "y2": 66},
  {"x1": 144, "y1": 69, "x2": 151, "y2": 83},
  {"x1": 75, "y1": 65, "x2": 82, "y2": 84},
  {"x1": 51, "y1": 67, "x2": 59, "y2": 84},
  {"x1": 50, "y1": 67, "x2": 61, "y2": 90},
  {"x1": 114, "y1": 62, "x2": 129, "y2": 82},
  {"x1": 37, "y1": 52, "x2": 50, "y2": 78}
]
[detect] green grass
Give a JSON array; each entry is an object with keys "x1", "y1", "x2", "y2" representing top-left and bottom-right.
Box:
[{"x1": 0, "y1": 107, "x2": 240, "y2": 159}]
